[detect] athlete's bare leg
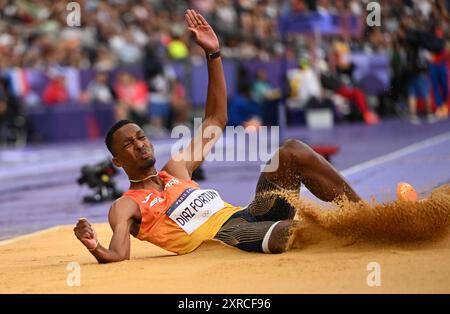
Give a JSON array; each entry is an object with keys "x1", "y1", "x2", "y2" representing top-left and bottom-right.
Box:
[
  {"x1": 267, "y1": 220, "x2": 299, "y2": 253},
  {"x1": 250, "y1": 139, "x2": 361, "y2": 253},
  {"x1": 216, "y1": 139, "x2": 361, "y2": 254},
  {"x1": 259, "y1": 139, "x2": 361, "y2": 203}
]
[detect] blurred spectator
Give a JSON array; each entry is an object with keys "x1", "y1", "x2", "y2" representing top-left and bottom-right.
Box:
[
  {"x1": 286, "y1": 57, "x2": 323, "y2": 110},
  {"x1": 169, "y1": 78, "x2": 192, "y2": 128},
  {"x1": 94, "y1": 45, "x2": 118, "y2": 71},
  {"x1": 397, "y1": 17, "x2": 436, "y2": 124},
  {"x1": 228, "y1": 94, "x2": 262, "y2": 130},
  {"x1": 192, "y1": 0, "x2": 215, "y2": 16},
  {"x1": 214, "y1": 0, "x2": 239, "y2": 40},
  {"x1": 251, "y1": 68, "x2": 281, "y2": 125},
  {"x1": 168, "y1": 35, "x2": 189, "y2": 60},
  {"x1": 110, "y1": 30, "x2": 143, "y2": 65},
  {"x1": 114, "y1": 71, "x2": 149, "y2": 128},
  {"x1": 84, "y1": 72, "x2": 115, "y2": 104},
  {"x1": 251, "y1": 68, "x2": 281, "y2": 104},
  {"x1": 331, "y1": 36, "x2": 354, "y2": 79},
  {"x1": 0, "y1": 76, "x2": 27, "y2": 145},
  {"x1": 147, "y1": 63, "x2": 177, "y2": 133},
  {"x1": 42, "y1": 73, "x2": 69, "y2": 106},
  {"x1": 0, "y1": 82, "x2": 10, "y2": 143},
  {"x1": 319, "y1": 52, "x2": 380, "y2": 125},
  {"x1": 320, "y1": 71, "x2": 380, "y2": 125},
  {"x1": 425, "y1": 22, "x2": 449, "y2": 119},
  {"x1": 228, "y1": 69, "x2": 262, "y2": 129},
  {"x1": 390, "y1": 35, "x2": 407, "y2": 108}
]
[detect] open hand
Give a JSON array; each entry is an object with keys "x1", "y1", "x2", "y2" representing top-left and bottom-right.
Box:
[{"x1": 185, "y1": 9, "x2": 219, "y2": 53}]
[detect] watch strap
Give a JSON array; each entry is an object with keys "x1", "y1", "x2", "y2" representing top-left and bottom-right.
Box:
[{"x1": 207, "y1": 50, "x2": 221, "y2": 60}]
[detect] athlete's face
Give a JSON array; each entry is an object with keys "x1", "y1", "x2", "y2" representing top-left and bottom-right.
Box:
[{"x1": 111, "y1": 124, "x2": 156, "y2": 171}]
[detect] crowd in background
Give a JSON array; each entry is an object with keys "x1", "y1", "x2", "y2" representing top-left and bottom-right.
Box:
[{"x1": 1, "y1": 0, "x2": 450, "y2": 145}]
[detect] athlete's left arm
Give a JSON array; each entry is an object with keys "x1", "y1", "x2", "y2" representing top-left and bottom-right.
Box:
[{"x1": 164, "y1": 9, "x2": 227, "y2": 180}]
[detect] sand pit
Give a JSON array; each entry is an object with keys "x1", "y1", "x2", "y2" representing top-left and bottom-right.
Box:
[
  {"x1": 2, "y1": 185, "x2": 450, "y2": 293},
  {"x1": 1, "y1": 220, "x2": 450, "y2": 293}
]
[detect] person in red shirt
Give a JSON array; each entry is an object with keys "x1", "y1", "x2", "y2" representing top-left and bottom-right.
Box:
[
  {"x1": 114, "y1": 71, "x2": 149, "y2": 127},
  {"x1": 42, "y1": 74, "x2": 69, "y2": 106}
]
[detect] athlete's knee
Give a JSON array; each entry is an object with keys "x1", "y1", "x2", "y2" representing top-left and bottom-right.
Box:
[
  {"x1": 280, "y1": 139, "x2": 318, "y2": 167},
  {"x1": 265, "y1": 220, "x2": 296, "y2": 254}
]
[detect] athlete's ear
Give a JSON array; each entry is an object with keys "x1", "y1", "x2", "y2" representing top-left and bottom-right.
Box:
[{"x1": 112, "y1": 156, "x2": 123, "y2": 168}]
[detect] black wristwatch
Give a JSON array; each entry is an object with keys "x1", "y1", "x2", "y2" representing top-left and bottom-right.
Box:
[{"x1": 206, "y1": 50, "x2": 221, "y2": 60}]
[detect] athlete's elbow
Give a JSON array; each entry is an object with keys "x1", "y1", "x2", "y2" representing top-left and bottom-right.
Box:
[
  {"x1": 97, "y1": 256, "x2": 128, "y2": 264},
  {"x1": 115, "y1": 252, "x2": 130, "y2": 263},
  {"x1": 96, "y1": 252, "x2": 129, "y2": 264},
  {"x1": 97, "y1": 259, "x2": 111, "y2": 264}
]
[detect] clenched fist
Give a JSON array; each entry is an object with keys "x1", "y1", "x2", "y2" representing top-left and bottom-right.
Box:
[{"x1": 74, "y1": 218, "x2": 98, "y2": 250}]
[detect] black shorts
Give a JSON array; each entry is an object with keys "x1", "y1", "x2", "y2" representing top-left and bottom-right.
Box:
[{"x1": 214, "y1": 181, "x2": 297, "y2": 253}]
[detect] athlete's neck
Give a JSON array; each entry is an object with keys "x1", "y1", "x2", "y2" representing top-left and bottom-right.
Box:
[{"x1": 128, "y1": 168, "x2": 163, "y2": 191}]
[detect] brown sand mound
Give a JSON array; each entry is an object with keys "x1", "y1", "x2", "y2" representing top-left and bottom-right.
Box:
[{"x1": 264, "y1": 185, "x2": 450, "y2": 248}]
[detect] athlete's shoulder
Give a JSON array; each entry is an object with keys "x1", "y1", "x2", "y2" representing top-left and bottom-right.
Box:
[
  {"x1": 108, "y1": 196, "x2": 140, "y2": 229},
  {"x1": 109, "y1": 196, "x2": 140, "y2": 218}
]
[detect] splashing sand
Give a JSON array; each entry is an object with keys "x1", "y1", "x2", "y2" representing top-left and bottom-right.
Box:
[{"x1": 263, "y1": 185, "x2": 450, "y2": 249}]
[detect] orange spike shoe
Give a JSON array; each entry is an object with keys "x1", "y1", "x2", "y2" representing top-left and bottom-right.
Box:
[{"x1": 396, "y1": 182, "x2": 419, "y2": 202}]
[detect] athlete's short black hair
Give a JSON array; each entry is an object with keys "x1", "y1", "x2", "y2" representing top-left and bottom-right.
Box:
[{"x1": 105, "y1": 119, "x2": 134, "y2": 155}]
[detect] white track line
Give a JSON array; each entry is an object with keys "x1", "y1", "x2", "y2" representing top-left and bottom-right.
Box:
[{"x1": 341, "y1": 131, "x2": 450, "y2": 177}]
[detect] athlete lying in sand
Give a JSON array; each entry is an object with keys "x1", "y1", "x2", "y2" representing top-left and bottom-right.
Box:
[{"x1": 73, "y1": 9, "x2": 428, "y2": 263}]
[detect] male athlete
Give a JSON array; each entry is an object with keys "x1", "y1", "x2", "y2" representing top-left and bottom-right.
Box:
[{"x1": 74, "y1": 10, "x2": 361, "y2": 263}]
